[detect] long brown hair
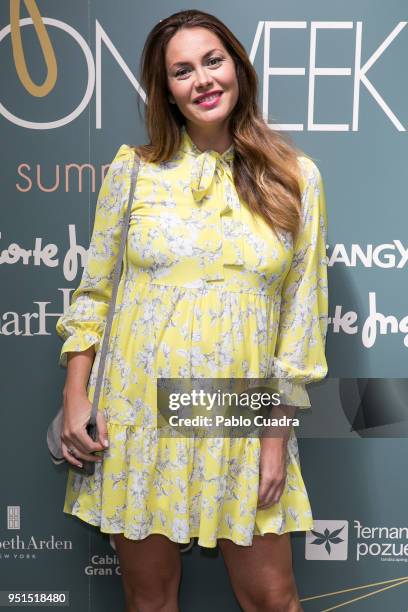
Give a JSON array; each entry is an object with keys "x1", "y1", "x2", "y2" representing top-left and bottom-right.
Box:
[{"x1": 135, "y1": 9, "x2": 308, "y2": 243}]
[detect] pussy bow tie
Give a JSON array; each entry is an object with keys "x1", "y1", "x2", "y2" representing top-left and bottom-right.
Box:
[{"x1": 187, "y1": 141, "x2": 244, "y2": 268}]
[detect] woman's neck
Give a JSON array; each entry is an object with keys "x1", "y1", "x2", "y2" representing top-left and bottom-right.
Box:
[{"x1": 184, "y1": 121, "x2": 233, "y2": 154}]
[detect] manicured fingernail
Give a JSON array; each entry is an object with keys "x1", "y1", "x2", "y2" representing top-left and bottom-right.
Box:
[{"x1": 103, "y1": 440, "x2": 109, "y2": 448}]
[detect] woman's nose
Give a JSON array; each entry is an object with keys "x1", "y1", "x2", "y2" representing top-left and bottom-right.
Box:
[{"x1": 194, "y1": 66, "x2": 213, "y2": 88}]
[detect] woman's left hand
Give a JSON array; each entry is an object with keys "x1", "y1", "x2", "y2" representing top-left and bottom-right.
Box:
[{"x1": 257, "y1": 437, "x2": 288, "y2": 510}]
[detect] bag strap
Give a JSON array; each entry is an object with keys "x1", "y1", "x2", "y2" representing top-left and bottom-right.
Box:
[{"x1": 89, "y1": 149, "x2": 140, "y2": 426}]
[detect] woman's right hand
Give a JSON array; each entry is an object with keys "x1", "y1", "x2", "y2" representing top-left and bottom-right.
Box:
[{"x1": 61, "y1": 389, "x2": 109, "y2": 469}]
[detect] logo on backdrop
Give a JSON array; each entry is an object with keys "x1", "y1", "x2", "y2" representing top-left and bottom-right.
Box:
[
  {"x1": 306, "y1": 520, "x2": 349, "y2": 560},
  {"x1": 85, "y1": 553, "x2": 122, "y2": 577},
  {"x1": 330, "y1": 292, "x2": 408, "y2": 349},
  {"x1": 306, "y1": 520, "x2": 408, "y2": 563},
  {"x1": 7, "y1": 506, "x2": 20, "y2": 530},
  {"x1": 80, "y1": 532, "x2": 195, "y2": 577},
  {"x1": 0, "y1": 1, "x2": 406, "y2": 130},
  {"x1": 0, "y1": 505, "x2": 73, "y2": 561},
  {"x1": 329, "y1": 241, "x2": 408, "y2": 268},
  {"x1": 0, "y1": 227, "x2": 88, "y2": 282}
]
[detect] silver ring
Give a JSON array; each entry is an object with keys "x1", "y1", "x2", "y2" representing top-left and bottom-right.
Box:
[{"x1": 68, "y1": 447, "x2": 76, "y2": 456}]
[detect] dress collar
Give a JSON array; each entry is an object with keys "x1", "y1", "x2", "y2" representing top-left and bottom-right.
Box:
[
  {"x1": 178, "y1": 125, "x2": 244, "y2": 270},
  {"x1": 179, "y1": 124, "x2": 235, "y2": 166}
]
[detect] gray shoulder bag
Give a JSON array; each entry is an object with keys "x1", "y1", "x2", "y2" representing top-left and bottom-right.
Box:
[{"x1": 47, "y1": 150, "x2": 140, "y2": 476}]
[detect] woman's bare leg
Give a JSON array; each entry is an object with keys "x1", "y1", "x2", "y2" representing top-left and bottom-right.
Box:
[
  {"x1": 218, "y1": 532, "x2": 302, "y2": 612},
  {"x1": 113, "y1": 533, "x2": 182, "y2": 612}
]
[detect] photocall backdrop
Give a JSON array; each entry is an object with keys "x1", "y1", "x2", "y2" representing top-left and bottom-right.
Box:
[{"x1": 1, "y1": 0, "x2": 408, "y2": 610}]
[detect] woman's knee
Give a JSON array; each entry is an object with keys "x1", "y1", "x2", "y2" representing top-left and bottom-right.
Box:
[
  {"x1": 123, "y1": 582, "x2": 178, "y2": 611},
  {"x1": 122, "y1": 564, "x2": 181, "y2": 611},
  {"x1": 235, "y1": 581, "x2": 302, "y2": 612}
]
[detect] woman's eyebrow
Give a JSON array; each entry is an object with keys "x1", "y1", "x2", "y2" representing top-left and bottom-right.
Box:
[{"x1": 170, "y1": 48, "x2": 223, "y2": 69}]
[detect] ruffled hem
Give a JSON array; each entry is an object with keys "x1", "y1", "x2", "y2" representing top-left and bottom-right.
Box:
[
  {"x1": 63, "y1": 507, "x2": 314, "y2": 549},
  {"x1": 62, "y1": 422, "x2": 314, "y2": 548}
]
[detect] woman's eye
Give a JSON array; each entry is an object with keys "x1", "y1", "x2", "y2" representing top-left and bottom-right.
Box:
[
  {"x1": 174, "y1": 57, "x2": 224, "y2": 78},
  {"x1": 208, "y1": 56, "x2": 223, "y2": 67},
  {"x1": 175, "y1": 68, "x2": 189, "y2": 77}
]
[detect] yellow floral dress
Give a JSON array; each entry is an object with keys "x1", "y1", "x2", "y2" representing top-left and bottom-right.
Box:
[{"x1": 56, "y1": 125, "x2": 329, "y2": 547}]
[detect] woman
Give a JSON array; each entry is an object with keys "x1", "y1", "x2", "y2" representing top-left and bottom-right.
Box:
[{"x1": 56, "y1": 9, "x2": 328, "y2": 612}]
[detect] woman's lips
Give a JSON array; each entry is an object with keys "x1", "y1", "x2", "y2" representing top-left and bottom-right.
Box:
[{"x1": 194, "y1": 92, "x2": 223, "y2": 109}]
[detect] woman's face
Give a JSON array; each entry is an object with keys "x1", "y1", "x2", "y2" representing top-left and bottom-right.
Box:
[{"x1": 165, "y1": 27, "x2": 239, "y2": 129}]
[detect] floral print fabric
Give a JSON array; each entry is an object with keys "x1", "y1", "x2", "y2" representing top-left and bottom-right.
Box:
[{"x1": 56, "y1": 125, "x2": 329, "y2": 547}]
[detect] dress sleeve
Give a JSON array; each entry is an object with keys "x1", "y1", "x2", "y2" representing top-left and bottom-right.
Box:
[
  {"x1": 271, "y1": 156, "x2": 329, "y2": 408},
  {"x1": 56, "y1": 144, "x2": 134, "y2": 368}
]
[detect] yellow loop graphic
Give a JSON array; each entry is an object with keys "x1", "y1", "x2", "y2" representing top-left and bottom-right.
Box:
[{"x1": 10, "y1": 0, "x2": 57, "y2": 96}]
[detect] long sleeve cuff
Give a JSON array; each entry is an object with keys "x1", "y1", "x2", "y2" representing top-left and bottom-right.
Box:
[{"x1": 56, "y1": 320, "x2": 103, "y2": 368}]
